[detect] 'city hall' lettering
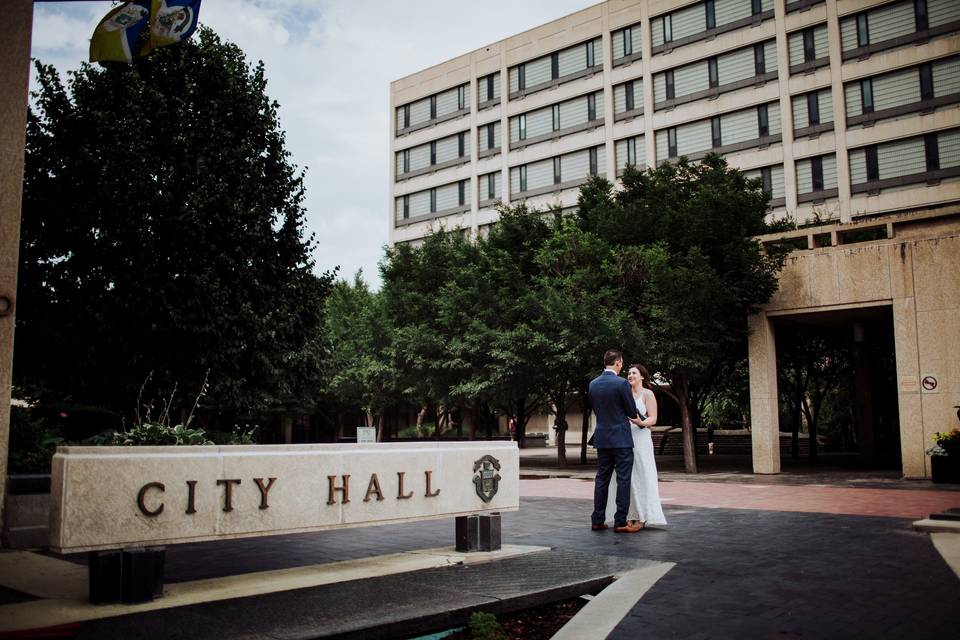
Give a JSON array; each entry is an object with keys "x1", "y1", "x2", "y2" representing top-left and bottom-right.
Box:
[{"x1": 136, "y1": 470, "x2": 441, "y2": 517}]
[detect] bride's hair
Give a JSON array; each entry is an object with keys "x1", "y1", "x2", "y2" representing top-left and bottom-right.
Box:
[{"x1": 629, "y1": 363, "x2": 653, "y2": 390}]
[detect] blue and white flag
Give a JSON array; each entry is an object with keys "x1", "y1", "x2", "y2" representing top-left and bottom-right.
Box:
[
  {"x1": 143, "y1": 0, "x2": 203, "y2": 56},
  {"x1": 89, "y1": 1, "x2": 151, "y2": 63}
]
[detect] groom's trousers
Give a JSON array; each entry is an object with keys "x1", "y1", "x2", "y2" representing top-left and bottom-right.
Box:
[{"x1": 592, "y1": 447, "x2": 633, "y2": 527}]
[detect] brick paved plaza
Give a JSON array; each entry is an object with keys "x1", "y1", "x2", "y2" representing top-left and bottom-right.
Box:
[{"x1": 1, "y1": 460, "x2": 956, "y2": 639}]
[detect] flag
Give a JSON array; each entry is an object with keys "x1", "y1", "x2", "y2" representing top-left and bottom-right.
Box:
[
  {"x1": 141, "y1": 0, "x2": 203, "y2": 57},
  {"x1": 89, "y1": 1, "x2": 152, "y2": 64}
]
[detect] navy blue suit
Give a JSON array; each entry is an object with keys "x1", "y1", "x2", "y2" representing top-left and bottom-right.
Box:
[{"x1": 589, "y1": 369, "x2": 639, "y2": 526}]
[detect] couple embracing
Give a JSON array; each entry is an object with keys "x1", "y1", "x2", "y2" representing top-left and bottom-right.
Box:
[{"x1": 590, "y1": 349, "x2": 666, "y2": 533}]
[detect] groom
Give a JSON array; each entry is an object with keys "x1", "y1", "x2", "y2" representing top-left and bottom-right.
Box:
[{"x1": 589, "y1": 349, "x2": 641, "y2": 533}]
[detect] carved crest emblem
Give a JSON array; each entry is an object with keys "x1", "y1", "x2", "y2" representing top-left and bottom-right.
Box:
[{"x1": 472, "y1": 455, "x2": 501, "y2": 503}]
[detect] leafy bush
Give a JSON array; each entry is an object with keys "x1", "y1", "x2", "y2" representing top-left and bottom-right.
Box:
[
  {"x1": 30, "y1": 403, "x2": 122, "y2": 441},
  {"x1": 109, "y1": 371, "x2": 214, "y2": 446},
  {"x1": 928, "y1": 428, "x2": 960, "y2": 457},
  {"x1": 7, "y1": 407, "x2": 63, "y2": 473},
  {"x1": 110, "y1": 422, "x2": 213, "y2": 446},
  {"x1": 469, "y1": 612, "x2": 504, "y2": 640}
]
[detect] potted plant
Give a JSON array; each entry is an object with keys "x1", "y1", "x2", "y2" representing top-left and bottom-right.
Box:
[{"x1": 927, "y1": 427, "x2": 960, "y2": 484}]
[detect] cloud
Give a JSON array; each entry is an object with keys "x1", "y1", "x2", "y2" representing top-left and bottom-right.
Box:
[{"x1": 30, "y1": 0, "x2": 596, "y2": 289}]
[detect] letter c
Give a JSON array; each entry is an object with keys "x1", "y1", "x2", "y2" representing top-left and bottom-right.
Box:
[{"x1": 137, "y1": 482, "x2": 165, "y2": 517}]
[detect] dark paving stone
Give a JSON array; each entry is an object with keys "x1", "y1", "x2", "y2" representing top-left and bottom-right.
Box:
[
  {"x1": 0, "y1": 584, "x2": 37, "y2": 605},
  {"x1": 40, "y1": 496, "x2": 960, "y2": 639},
  {"x1": 75, "y1": 549, "x2": 647, "y2": 639}
]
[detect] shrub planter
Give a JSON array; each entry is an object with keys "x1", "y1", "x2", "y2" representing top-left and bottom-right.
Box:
[{"x1": 931, "y1": 456, "x2": 960, "y2": 484}]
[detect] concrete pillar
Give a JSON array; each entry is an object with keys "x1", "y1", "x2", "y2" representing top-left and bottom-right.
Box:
[
  {"x1": 748, "y1": 312, "x2": 780, "y2": 474},
  {"x1": 0, "y1": 0, "x2": 33, "y2": 538}
]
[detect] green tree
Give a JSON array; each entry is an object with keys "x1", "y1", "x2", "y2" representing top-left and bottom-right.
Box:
[
  {"x1": 578, "y1": 157, "x2": 789, "y2": 472},
  {"x1": 17, "y1": 28, "x2": 332, "y2": 417},
  {"x1": 323, "y1": 273, "x2": 394, "y2": 439},
  {"x1": 381, "y1": 230, "x2": 482, "y2": 436},
  {"x1": 533, "y1": 217, "x2": 628, "y2": 465}
]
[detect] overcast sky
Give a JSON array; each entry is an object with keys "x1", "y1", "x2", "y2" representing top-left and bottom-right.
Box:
[{"x1": 30, "y1": 0, "x2": 596, "y2": 288}]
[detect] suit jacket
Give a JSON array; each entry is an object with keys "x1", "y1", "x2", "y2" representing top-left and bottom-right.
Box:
[{"x1": 589, "y1": 370, "x2": 639, "y2": 449}]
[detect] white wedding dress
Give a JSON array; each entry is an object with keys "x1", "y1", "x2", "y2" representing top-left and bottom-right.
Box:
[{"x1": 605, "y1": 391, "x2": 667, "y2": 526}]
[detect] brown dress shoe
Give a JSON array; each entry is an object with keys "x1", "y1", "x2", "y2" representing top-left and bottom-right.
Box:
[
  {"x1": 614, "y1": 523, "x2": 642, "y2": 533},
  {"x1": 591, "y1": 523, "x2": 608, "y2": 531}
]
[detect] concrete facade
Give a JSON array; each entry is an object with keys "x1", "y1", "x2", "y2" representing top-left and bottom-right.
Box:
[
  {"x1": 0, "y1": 0, "x2": 34, "y2": 534},
  {"x1": 750, "y1": 206, "x2": 960, "y2": 477},
  {"x1": 389, "y1": 0, "x2": 960, "y2": 245},
  {"x1": 390, "y1": 0, "x2": 960, "y2": 477}
]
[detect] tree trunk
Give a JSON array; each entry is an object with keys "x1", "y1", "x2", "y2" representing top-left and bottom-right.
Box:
[
  {"x1": 675, "y1": 378, "x2": 698, "y2": 473},
  {"x1": 515, "y1": 397, "x2": 527, "y2": 449},
  {"x1": 555, "y1": 395, "x2": 568, "y2": 467},
  {"x1": 579, "y1": 382, "x2": 591, "y2": 465},
  {"x1": 791, "y1": 376, "x2": 803, "y2": 460},
  {"x1": 415, "y1": 405, "x2": 427, "y2": 438}
]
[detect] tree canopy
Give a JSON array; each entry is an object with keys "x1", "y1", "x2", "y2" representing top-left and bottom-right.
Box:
[{"x1": 17, "y1": 28, "x2": 333, "y2": 416}]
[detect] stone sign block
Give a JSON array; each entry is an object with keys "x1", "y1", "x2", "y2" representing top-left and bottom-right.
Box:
[{"x1": 49, "y1": 442, "x2": 518, "y2": 553}]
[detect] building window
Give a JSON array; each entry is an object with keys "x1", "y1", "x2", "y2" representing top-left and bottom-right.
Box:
[
  {"x1": 915, "y1": 0, "x2": 929, "y2": 31},
  {"x1": 865, "y1": 146, "x2": 879, "y2": 181},
  {"x1": 708, "y1": 57, "x2": 718, "y2": 88},
  {"x1": 627, "y1": 137, "x2": 637, "y2": 166},
  {"x1": 623, "y1": 27, "x2": 633, "y2": 56},
  {"x1": 751, "y1": 0, "x2": 763, "y2": 16},
  {"x1": 402, "y1": 149, "x2": 410, "y2": 173},
  {"x1": 758, "y1": 104, "x2": 769, "y2": 137},
  {"x1": 711, "y1": 117, "x2": 722, "y2": 148},
  {"x1": 402, "y1": 105, "x2": 410, "y2": 129},
  {"x1": 665, "y1": 70, "x2": 675, "y2": 100},
  {"x1": 803, "y1": 28, "x2": 816, "y2": 63},
  {"x1": 586, "y1": 40, "x2": 596, "y2": 68},
  {"x1": 589, "y1": 147, "x2": 598, "y2": 176},
  {"x1": 754, "y1": 43, "x2": 766, "y2": 76},
  {"x1": 430, "y1": 141, "x2": 436, "y2": 165},
  {"x1": 553, "y1": 157, "x2": 562, "y2": 184},
  {"x1": 667, "y1": 127, "x2": 677, "y2": 158},
  {"x1": 588, "y1": 93, "x2": 597, "y2": 120},
  {"x1": 925, "y1": 133, "x2": 940, "y2": 171},
  {"x1": 705, "y1": 0, "x2": 716, "y2": 30},
  {"x1": 519, "y1": 165, "x2": 527, "y2": 192},
  {"x1": 856, "y1": 15, "x2": 869, "y2": 47},
  {"x1": 430, "y1": 95, "x2": 437, "y2": 120},
  {"x1": 811, "y1": 156, "x2": 824, "y2": 192},
  {"x1": 807, "y1": 93, "x2": 820, "y2": 125},
  {"x1": 403, "y1": 195, "x2": 409, "y2": 219},
  {"x1": 458, "y1": 132, "x2": 465, "y2": 157},
  {"x1": 760, "y1": 167, "x2": 772, "y2": 195},
  {"x1": 487, "y1": 123, "x2": 496, "y2": 150},
  {"x1": 487, "y1": 174, "x2": 496, "y2": 199},
  {"x1": 430, "y1": 188, "x2": 437, "y2": 213},
  {"x1": 518, "y1": 114, "x2": 527, "y2": 140},
  {"x1": 662, "y1": 15, "x2": 673, "y2": 43},
  {"x1": 518, "y1": 64, "x2": 526, "y2": 91},
  {"x1": 457, "y1": 86, "x2": 466, "y2": 110},
  {"x1": 458, "y1": 180, "x2": 466, "y2": 206},
  {"x1": 625, "y1": 82, "x2": 635, "y2": 111},
  {"x1": 861, "y1": 79, "x2": 874, "y2": 113},
  {"x1": 919, "y1": 64, "x2": 933, "y2": 100},
  {"x1": 551, "y1": 52, "x2": 559, "y2": 80},
  {"x1": 486, "y1": 75, "x2": 495, "y2": 102},
  {"x1": 552, "y1": 105, "x2": 560, "y2": 131}
]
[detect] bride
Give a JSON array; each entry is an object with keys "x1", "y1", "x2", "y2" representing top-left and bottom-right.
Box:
[{"x1": 605, "y1": 363, "x2": 667, "y2": 528}]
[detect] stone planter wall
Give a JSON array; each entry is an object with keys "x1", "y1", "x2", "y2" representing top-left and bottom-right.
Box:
[{"x1": 2, "y1": 474, "x2": 51, "y2": 549}]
